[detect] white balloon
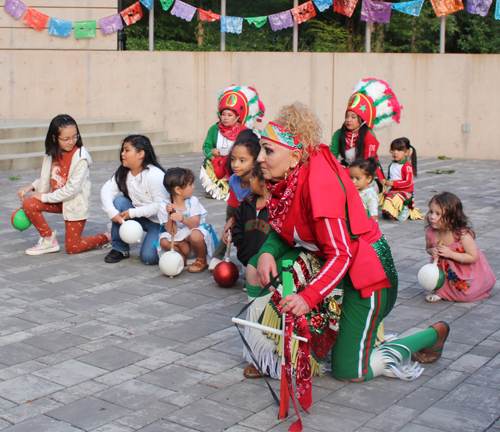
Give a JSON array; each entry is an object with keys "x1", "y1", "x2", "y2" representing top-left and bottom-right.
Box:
[
  {"x1": 119, "y1": 220, "x2": 143, "y2": 244},
  {"x1": 417, "y1": 262, "x2": 444, "y2": 291},
  {"x1": 159, "y1": 251, "x2": 184, "y2": 277}
]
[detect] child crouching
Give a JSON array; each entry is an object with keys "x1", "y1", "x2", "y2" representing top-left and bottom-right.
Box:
[{"x1": 158, "y1": 168, "x2": 214, "y2": 273}]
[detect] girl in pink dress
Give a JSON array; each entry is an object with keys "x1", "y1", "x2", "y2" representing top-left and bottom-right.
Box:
[{"x1": 425, "y1": 192, "x2": 496, "y2": 302}]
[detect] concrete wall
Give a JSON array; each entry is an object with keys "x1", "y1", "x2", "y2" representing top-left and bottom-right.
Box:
[
  {"x1": 0, "y1": 1, "x2": 116, "y2": 50},
  {"x1": 0, "y1": 49, "x2": 499, "y2": 159}
]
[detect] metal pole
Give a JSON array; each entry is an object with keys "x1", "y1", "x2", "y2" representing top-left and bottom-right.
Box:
[
  {"x1": 365, "y1": 21, "x2": 371, "y2": 53},
  {"x1": 221, "y1": 0, "x2": 226, "y2": 52},
  {"x1": 439, "y1": 16, "x2": 445, "y2": 54},
  {"x1": 117, "y1": 0, "x2": 126, "y2": 50},
  {"x1": 149, "y1": 1, "x2": 154, "y2": 51},
  {"x1": 293, "y1": 0, "x2": 298, "y2": 53}
]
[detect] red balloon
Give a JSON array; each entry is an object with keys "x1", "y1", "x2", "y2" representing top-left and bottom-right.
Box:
[{"x1": 213, "y1": 261, "x2": 239, "y2": 288}]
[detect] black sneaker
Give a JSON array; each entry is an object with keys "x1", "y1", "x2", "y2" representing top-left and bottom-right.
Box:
[{"x1": 104, "y1": 249, "x2": 130, "y2": 263}]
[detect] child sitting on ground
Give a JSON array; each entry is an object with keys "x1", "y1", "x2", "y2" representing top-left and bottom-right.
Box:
[
  {"x1": 349, "y1": 158, "x2": 379, "y2": 221},
  {"x1": 158, "y1": 168, "x2": 214, "y2": 273},
  {"x1": 381, "y1": 137, "x2": 423, "y2": 221},
  {"x1": 425, "y1": 191, "x2": 496, "y2": 303},
  {"x1": 231, "y1": 162, "x2": 271, "y2": 268}
]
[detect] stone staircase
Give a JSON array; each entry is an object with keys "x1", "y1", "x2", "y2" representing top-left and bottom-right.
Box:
[{"x1": 0, "y1": 119, "x2": 193, "y2": 171}]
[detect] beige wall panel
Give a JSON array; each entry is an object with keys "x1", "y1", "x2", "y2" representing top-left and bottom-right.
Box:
[
  {"x1": 0, "y1": 7, "x2": 118, "y2": 28},
  {"x1": 1, "y1": 50, "x2": 499, "y2": 160},
  {"x1": 0, "y1": 28, "x2": 116, "y2": 49}
]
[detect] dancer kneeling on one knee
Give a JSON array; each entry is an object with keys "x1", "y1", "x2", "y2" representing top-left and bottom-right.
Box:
[
  {"x1": 243, "y1": 102, "x2": 450, "y2": 382},
  {"x1": 101, "y1": 135, "x2": 167, "y2": 265}
]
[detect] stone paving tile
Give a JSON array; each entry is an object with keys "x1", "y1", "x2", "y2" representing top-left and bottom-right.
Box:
[
  {"x1": 0, "y1": 415, "x2": 81, "y2": 432},
  {"x1": 136, "y1": 420, "x2": 198, "y2": 431},
  {"x1": 115, "y1": 401, "x2": 179, "y2": 429},
  {"x1": 77, "y1": 346, "x2": 146, "y2": 371},
  {"x1": 0, "y1": 318, "x2": 34, "y2": 337},
  {"x1": 22, "y1": 330, "x2": 88, "y2": 352},
  {"x1": 0, "y1": 396, "x2": 60, "y2": 425},
  {"x1": 365, "y1": 405, "x2": 421, "y2": 432},
  {"x1": 32, "y1": 359, "x2": 107, "y2": 386},
  {"x1": 175, "y1": 349, "x2": 244, "y2": 374},
  {"x1": 207, "y1": 381, "x2": 275, "y2": 412},
  {"x1": 0, "y1": 374, "x2": 63, "y2": 404},
  {"x1": 166, "y1": 398, "x2": 252, "y2": 432},
  {"x1": 422, "y1": 369, "x2": 469, "y2": 392},
  {"x1": 95, "y1": 379, "x2": 175, "y2": 410},
  {"x1": 0, "y1": 343, "x2": 49, "y2": 367},
  {"x1": 138, "y1": 364, "x2": 212, "y2": 392},
  {"x1": 414, "y1": 401, "x2": 494, "y2": 432},
  {"x1": 323, "y1": 384, "x2": 406, "y2": 415},
  {"x1": 46, "y1": 397, "x2": 132, "y2": 430},
  {"x1": 163, "y1": 383, "x2": 218, "y2": 408},
  {"x1": 65, "y1": 321, "x2": 124, "y2": 340},
  {"x1": 440, "y1": 382, "x2": 500, "y2": 416}
]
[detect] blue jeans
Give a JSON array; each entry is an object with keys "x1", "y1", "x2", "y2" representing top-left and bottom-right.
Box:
[{"x1": 111, "y1": 196, "x2": 160, "y2": 265}]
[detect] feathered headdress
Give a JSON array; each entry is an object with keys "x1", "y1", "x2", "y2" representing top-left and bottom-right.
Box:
[
  {"x1": 217, "y1": 85, "x2": 265, "y2": 128},
  {"x1": 348, "y1": 78, "x2": 403, "y2": 130}
]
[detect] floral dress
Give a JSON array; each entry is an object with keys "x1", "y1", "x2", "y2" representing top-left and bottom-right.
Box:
[{"x1": 427, "y1": 228, "x2": 496, "y2": 302}]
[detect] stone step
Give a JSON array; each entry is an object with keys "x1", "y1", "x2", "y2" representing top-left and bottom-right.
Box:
[
  {"x1": 0, "y1": 141, "x2": 194, "y2": 171},
  {"x1": 0, "y1": 130, "x2": 168, "y2": 156},
  {"x1": 0, "y1": 119, "x2": 143, "y2": 140}
]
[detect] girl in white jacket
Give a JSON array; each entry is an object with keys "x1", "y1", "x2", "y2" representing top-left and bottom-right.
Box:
[
  {"x1": 18, "y1": 115, "x2": 109, "y2": 256},
  {"x1": 101, "y1": 135, "x2": 168, "y2": 265}
]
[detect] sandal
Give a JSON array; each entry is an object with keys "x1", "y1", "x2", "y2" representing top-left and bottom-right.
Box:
[
  {"x1": 189, "y1": 258, "x2": 208, "y2": 273},
  {"x1": 426, "y1": 293, "x2": 442, "y2": 302},
  {"x1": 244, "y1": 364, "x2": 264, "y2": 379}
]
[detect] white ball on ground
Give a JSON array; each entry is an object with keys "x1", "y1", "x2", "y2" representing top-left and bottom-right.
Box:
[
  {"x1": 159, "y1": 250, "x2": 184, "y2": 277},
  {"x1": 119, "y1": 220, "x2": 143, "y2": 244},
  {"x1": 417, "y1": 263, "x2": 445, "y2": 292}
]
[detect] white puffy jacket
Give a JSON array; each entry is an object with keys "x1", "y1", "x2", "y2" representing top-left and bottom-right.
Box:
[{"x1": 31, "y1": 146, "x2": 92, "y2": 221}]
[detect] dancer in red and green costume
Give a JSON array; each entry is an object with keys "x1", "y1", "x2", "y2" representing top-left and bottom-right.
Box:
[
  {"x1": 200, "y1": 85, "x2": 265, "y2": 200},
  {"x1": 330, "y1": 78, "x2": 403, "y2": 187},
  {"x1": 243, "y1": 102, "x2": 450, "y2": 388}
]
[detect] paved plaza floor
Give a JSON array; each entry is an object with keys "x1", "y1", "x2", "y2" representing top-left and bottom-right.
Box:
[{"x1": 0, "y1": 152, "x2": 499, "y2": 432}]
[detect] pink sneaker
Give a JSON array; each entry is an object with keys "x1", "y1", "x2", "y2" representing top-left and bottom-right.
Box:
[{"x1": 26, "y1": 231, "x2": 60, "y2": 256}]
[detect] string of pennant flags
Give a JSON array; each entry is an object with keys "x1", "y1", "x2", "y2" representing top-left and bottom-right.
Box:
[{"x1": 3, "y1": 0, "x2": 500, "y2": 41}]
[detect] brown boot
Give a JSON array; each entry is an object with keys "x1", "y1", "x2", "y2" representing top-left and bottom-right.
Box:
[{"x1": 411, "y1": 321, "x2": 450, "y2": 364}]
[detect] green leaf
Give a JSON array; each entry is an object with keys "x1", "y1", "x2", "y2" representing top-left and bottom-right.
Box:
[
  {"x1": 437, "y1": 156, "x2": 452, "y2": 160},
  {"x1": 9, "y1": 175, "x2": 21, "y2": 180}
]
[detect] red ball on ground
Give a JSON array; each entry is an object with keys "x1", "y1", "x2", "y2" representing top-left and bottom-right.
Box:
[{"x1": 213, "y1": 261, "x2": 239, "y2": 288}]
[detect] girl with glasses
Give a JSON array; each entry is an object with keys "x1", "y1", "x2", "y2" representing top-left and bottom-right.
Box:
[{"x1": 18, "y1": 114, "x2": 109, "y2": 255}]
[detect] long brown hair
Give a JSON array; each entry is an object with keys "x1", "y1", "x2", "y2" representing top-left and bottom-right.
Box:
[{"x1": 425, "y1": 192, "x2": 474, "y2": 239}]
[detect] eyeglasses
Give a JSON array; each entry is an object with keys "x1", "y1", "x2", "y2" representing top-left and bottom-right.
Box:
[{"x1": 59, "y1": 134, "x2": 80, "y2": 143}]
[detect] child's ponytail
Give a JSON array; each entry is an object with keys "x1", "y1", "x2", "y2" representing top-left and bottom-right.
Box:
[{"x1": 409, "y1": 144, "x2": 417, "y2": 177}]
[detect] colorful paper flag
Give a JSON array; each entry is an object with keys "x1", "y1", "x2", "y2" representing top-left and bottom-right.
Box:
[
  {"x1": 121, "y1": 1, "x2": 143, "y2": 26},
  {"x1": 4, "y1": 0, "x2": 27, "y2": 19},
  {"x1": 48, "y1": 18, "x2": 72, "y2": 37},
  {"x1": 465, "y1": 0, "x2": 492, "y2": 16},
  {"x1": 291, "y1": 1, "x2": 317, "y2": 23},
  {"x1": 159, "y1": 0, "x2": 175, "y2": 10},
  {"x1": 244, "y1": 16, "x2": 268, "y2": 28},
  {"x1": 221, "y1": 16, "x2": 243, "y2": 34},
  {"x1": 140, "y1": 0, "x2": 153, "y2": 10},
  {"x1": 334, "y1": 0, "x2": 360, "y2": 16},
  {"x1": 268, "y1": 11, "x2": 294, "y2": 31},
  {"x1": 198, "y1": 9, "x2": 221, "y2": 21},
  {"x1": 98, "y1": 14, "x2": 124, "y2": 35},
  {"x1": 170, "y1": 0, "x2": 197, "y2": 22},
  {"x1": 430, "y1": 0, "x2": 464, "y2": 15},
  {"x1": 392, "y1": 0, "x2": 424, "y2": 16},
  {"x1": 361, "y1": 0, "x2": 393, "y2": 22},
  {"x1": 313, "y1": 0, "x2": 334, "y2": 11},
  {"x1": 74, "y1": 20, "x2": 96, "y2": 38},
  {"x1": 22, "y1": 7, "x2": 49, "y2": 31}
]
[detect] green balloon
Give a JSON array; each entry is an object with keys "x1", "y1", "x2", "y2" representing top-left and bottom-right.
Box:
[{"x1": 12, "y1": 209, "x2": 31, "y2": 232}]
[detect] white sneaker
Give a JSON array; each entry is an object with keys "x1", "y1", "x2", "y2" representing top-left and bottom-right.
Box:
[
  {"x1": 26, "y1": 230, "x2": 60, "y2": 256},
  {"x1": 208, "y1": 257, "x2": 222, "y2": 271}
]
